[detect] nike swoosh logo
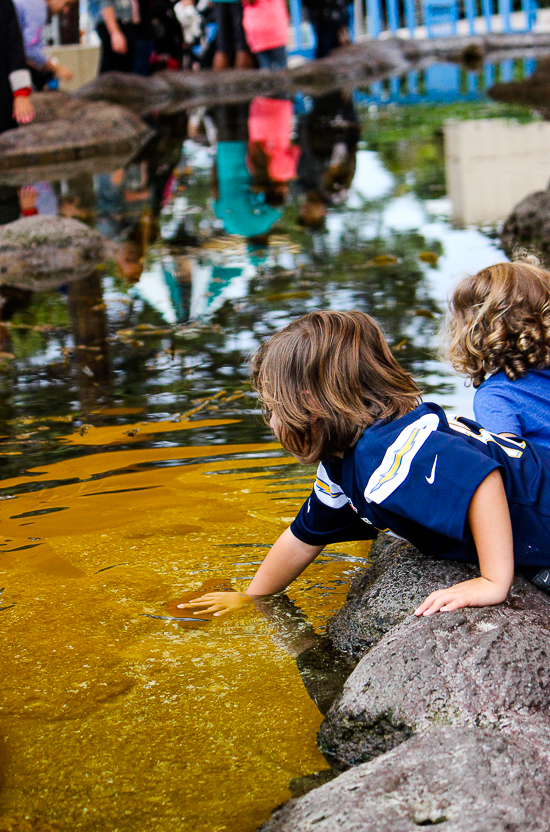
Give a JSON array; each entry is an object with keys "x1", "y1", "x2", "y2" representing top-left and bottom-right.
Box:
[{"x1": 426, "y1": 455, "x2": 438, "y2": 484}]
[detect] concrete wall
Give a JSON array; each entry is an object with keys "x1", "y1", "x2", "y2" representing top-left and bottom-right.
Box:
[
  {"x1": 445, "y1": 118, "x2": 550, "y2": 226},
  {"x1": 44, "y1": 44, "x2": 100, "y2": 92}
]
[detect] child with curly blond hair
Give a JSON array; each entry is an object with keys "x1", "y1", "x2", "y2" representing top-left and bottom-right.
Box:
[{"x1": 447, "y1": 259, "x2": 550, "y2": 449}]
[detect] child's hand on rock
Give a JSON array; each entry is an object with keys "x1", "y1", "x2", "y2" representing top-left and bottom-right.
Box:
[
  {"x1": 178, "y1": 591, "x2": 251, "y2": 617},
  {"x1": 414, "y1": 576, "x2": 509, "y2": 616}
]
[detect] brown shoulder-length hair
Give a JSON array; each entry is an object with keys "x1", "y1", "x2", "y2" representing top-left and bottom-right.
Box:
[
  {"x1": 446, "y1": 261, "x2": 550, "y2": 388},
  {"x1": 251, "y1": 310, "x2": 421, "y2": 464}
]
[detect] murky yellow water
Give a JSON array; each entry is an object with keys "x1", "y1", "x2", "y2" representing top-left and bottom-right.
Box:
[{"x1": 0, "y1": 418, "x2": 368, "y2": 831}]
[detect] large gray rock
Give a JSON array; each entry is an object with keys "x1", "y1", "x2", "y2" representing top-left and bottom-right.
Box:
[
  {"x1": 500, "y1": 188, "x2": 550, "y2": 260},
  {"x1": 76, "y1": 41, "x2": 410, "y2": 116},
  {"x1": 319, "y1": 577, "x2": 550, "y2": 768},
  {"x1": 0, "y1": 216, "x2": 115, "y2": 289},
  {"x1": 259, "y1": 726, "x2": 550, "y2": 832},
  {"x1": 0, "y1": 92, "x2": 154, "y2": 174},
  {"x1": 327, "y1": 536, "x2": 478, "y2": 661}
]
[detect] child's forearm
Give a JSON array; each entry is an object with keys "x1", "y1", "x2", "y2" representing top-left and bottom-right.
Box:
[
  {"x1": 101, "y1": 6, "x2": 122, "y2": 34},
  {"x1": 178, "y1": 528, "x2": 324, "y2": 617},
  {"x1": 246, "y1": 527, "x2": 324, "y2": 596}
]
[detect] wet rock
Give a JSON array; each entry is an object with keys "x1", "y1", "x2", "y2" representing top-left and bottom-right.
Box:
[
  {"x1": 326, "y1": 536, "x2": 478, "y2": 661},
  {"x1": 259, "y1": 726, "x2": 550, "y2": 832},
  {"x1": 0, "y1": 216, "x2": 115, "y2": 290},
  {"x1": 76, "y1": 33, "x2": 550, "y2": 117},
  {"x1": 500, "y1": 187, "x2": 550, "y2": 260},
  {"x1": 76, "y1": 41, "x2": 409, "y2": 116},
  {"x1": 319, "y1": 573, "x2": 550, "y2": 769},
  {"x1": 0, "y1": 91, "x2": 154, "y2": 174}
]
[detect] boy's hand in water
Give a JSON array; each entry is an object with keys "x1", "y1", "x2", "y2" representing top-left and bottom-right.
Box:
[
  {"x1": 178, "y1": 591, "x2": 250, "y2": 617},
  {"x1": 414, "y1": 576, "x2": 509, "y2": 617}
]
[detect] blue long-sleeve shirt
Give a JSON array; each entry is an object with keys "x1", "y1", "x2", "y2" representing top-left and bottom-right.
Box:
[
  {"x1": 12, "y1": 0, "x2": 48, "y2": 68},
  {"x1": 474, "y1": 368, "x2": 550, "y2": 449}
]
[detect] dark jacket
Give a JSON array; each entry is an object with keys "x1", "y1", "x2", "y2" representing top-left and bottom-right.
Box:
[{"x1": 1, "y1": 0, "x2": 31, "y2": 134}]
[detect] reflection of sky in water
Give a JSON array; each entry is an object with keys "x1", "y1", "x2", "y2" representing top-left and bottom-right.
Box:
[{"x1": 348, "y1": 150, "x2": 394, "y2": 202}]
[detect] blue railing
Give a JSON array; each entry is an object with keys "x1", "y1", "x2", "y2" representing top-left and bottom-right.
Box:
[{"x1": 288, "y1": 0, "x2": 537, "y2": 55}]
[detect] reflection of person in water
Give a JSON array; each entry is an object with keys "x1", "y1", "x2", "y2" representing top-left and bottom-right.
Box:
[
  {"x1": 211, "y1": 103, "x2": 283, "y2": 240},
  {"x1": 296, "y1": 91, "x2": 360, "y2": 229},
  {"x1": 252, "y1": 593, "x2": 351, "y2": 716},
  {"x1": 95, "y1": 164, "x2": 157, "y2": 284},
  {"x1": 247, "y1": 96, "x2": 300, "y2": 209}
]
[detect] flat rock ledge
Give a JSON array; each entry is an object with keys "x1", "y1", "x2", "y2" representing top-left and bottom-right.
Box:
[
  {"x1": 0, "y1": 216, "x2": 115, "y2": 289},
  {"x1": 77, "y1": 32, "x2": 550, "y2": 117},
  {"x1": 0, "y1": 91, "x2": 154, "y2": 174},
  {"x1": 259, "y1": 536, "x2": 550, "y2": 831}
]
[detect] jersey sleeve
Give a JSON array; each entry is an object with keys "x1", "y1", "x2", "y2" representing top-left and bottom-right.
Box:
[
  {"x1": 291, "y1": 462, "x2": 378, "y2": 547},
  {"x1": 474, "y1": 383, "x2": 523, "y2": 438},
  {"x1": 362, "y1": 416, "x2": 501, "y2": 543}
]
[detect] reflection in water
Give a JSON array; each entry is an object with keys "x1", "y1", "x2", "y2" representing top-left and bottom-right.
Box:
[{"x1": 445, "y1": 118, "x2": 550, "y2": 225}]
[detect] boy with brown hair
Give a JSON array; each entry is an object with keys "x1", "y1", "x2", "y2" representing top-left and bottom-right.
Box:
[{"x1": 180, "y1": 310, "x2": 550, "y2": 618}]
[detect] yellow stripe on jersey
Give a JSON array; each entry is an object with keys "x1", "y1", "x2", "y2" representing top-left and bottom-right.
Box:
[
  {"x1": 369, "y1": 425, "x2": 424, "y2": 496},
  {"x1": 449, "y1": 418, "x2": 525, "y2": 459},
  {"x1": 365, "y1": 412, "x2": 440, "y2": 504},
  {"x1": 315, "y1": 476, "x2": 336, "y2": 496},
  {"x1": 313, "y1": 461, "x2": 349, "y2": 508}
]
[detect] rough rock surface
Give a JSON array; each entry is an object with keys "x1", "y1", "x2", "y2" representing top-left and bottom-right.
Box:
[
  {"x1": 0, "y1": 216, "x2": 115, "y2": 289},
  {"x1": 258, "y1": 536, "x2": 550, "y2": 830},
  {"x1": 326, "y1": 536, "x2": 478, "y2": 661},
  {"x1": 0, "y1": 92, "x2": 154, "y2": 172},
  {"x1": 259, "y1": 726, "x2": 550, "y2": 832},
  {"x1": 500, "y1": 187, "x2": 550, "y2": 260},
  {"x1": 76, "y1": 41, "x2": 410, "y2": 116},
  {"x1": 320, "y1": 580, "x2": 550, "y2": 767}
]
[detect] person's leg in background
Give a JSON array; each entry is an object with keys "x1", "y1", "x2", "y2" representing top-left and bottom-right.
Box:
[
  {"x1": 230, "y1": 1, "x2": 253, "y2": 68},
  {"x1": 213, "y1": 2, "x2": 232, "y2": 69},
  {"x1": 97, "y1": 20, "x2": 136, "y2": 73},
  {"x1": 256, "y1": 46, "x2": 287, "y2": 69}
]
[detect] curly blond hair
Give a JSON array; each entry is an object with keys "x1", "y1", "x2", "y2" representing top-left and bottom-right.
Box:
[{"x1": 446, "y1": 260, "x2": 550, "y2": 388}]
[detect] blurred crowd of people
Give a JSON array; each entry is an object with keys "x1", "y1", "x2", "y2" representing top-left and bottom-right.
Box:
[{"x1": 1, "y1": 0, "x2": 353, "y2": 138}]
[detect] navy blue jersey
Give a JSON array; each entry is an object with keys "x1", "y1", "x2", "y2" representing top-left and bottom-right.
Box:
[{"x1": 291, "y1": 402, "x2": 550, "y2": 568}]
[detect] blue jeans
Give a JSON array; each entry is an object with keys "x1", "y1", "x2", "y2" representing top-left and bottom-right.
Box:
[{"x1": 256, "y1": 46, "x2": 287, "y2": 70}]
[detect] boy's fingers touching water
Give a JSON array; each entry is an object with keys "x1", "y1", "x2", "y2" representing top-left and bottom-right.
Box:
[{"x1": 178, "y1": 591, "x2": 250, "y2": 616}]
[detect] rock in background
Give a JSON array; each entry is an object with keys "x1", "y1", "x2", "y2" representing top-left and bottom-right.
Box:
[
  {"x1": 0, "y1": 92, "x2": 154, "y2": 174},
  {"x1": 500, "y1": 187, "x2": 550, "y2": 260},
  {"x1": 0, "y1": 216, "x2": 115, "y2": 290}
]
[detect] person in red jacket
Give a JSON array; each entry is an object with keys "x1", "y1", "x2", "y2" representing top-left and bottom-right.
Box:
[{"x1": 242, "y1": 0, "x2": 289, "y2": 69}]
